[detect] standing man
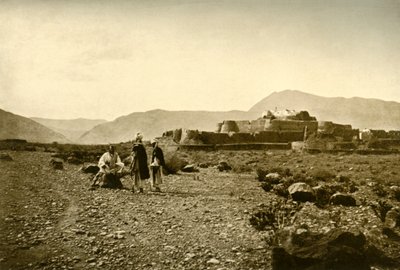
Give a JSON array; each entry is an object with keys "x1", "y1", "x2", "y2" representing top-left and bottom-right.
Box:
[
  {"x1": 150, "y1": 138, "x2": 165, "y2": 192},
  {"x1": 131, "y1": 133, "x2": 150, "y2": 193}
]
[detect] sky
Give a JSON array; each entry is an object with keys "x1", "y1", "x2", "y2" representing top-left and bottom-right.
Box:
[{"x1": 0, "y1": 0, "x2": 399, "y2": 120}]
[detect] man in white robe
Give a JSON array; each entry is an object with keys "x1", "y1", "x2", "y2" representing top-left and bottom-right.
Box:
[{"x1": 92, "y1": 145, "x2": 124, "y2": 188}]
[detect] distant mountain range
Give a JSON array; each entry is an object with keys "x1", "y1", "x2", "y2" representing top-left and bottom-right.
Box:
[
  {"x1": 2, "y1": 90, "x2": 400, "y2": 144},
  {"x1": 0, "y1": 109, "x2": 69, "y2": 143},
  {"x1": 78, "y1": 110, "x2": 260, "y2": 144},
  {"x1": 31, "y1": 117, "x2": 106, "y2": 142}
]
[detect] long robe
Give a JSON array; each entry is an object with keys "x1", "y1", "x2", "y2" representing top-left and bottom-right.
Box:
[
  {"x1": 151, "y1": 146, "x2": 165, "y2": 188},
  {"x1": 132, "y1": 143, "x2": 150, "y2": 180}
]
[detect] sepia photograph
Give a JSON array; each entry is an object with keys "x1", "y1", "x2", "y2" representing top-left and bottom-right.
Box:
[{"x1": 1, "y1": 0, "x2": 400, "y2": 269}]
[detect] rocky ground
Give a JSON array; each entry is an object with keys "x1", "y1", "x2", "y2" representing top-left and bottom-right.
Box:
[
  {"x1": 1, "y1": 149, "x2": 400, "y2": 269},
  {"x1": 0, "y1": 151, "x2": 269, "y2": 270}
]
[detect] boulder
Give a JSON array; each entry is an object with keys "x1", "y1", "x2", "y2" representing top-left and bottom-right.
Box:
[
  {"x1": 181, "y1": 164, "x2": 199, "y2": 173},
  {"x1": 265, "y1": 173, "x2": 281, "y2": 184},
  {"x1": 272, "y1": 229, "x2": 370, "y2": 270},
  {"x1": 217, "y1": 161, "x2": 232, "y2": 172},
  {"x1": 50, "y1": 158, "x2": 63, "y2": 170},
  {"x1": 80, "y1": 164, "x2": 100, "y2": 174},
  {"x1": 288, "y1": 182, "x2": 315, "y2": 202},
  {"x1": 384, "y1": 207, "x2": 400, "y2": 229},
  {"x1": 330, "y1": 193, "x2": 356, "y2": 206},
  {"x1": 0, "y1": 153, "x2": 13, "y2": 161},
  {"x1": 67, "y1": 156, "x2": 83, "y2": 165}
]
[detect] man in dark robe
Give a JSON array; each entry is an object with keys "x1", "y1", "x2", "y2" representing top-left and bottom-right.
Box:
[
  {"x1": 131, "y1": 133, "x2": 150, "y2": 193},
  {"x1": 150, "y1": 138, "x2": 165, "y2": 192}
]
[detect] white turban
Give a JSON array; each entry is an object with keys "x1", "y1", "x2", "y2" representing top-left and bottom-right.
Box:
[{"x1": 135, "y1": 133, "x2": 143, "y2": 142}]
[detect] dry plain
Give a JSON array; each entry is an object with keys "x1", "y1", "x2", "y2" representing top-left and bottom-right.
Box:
[{"x1": 1, "y1": 149, "x2": 400, "y2": 270}]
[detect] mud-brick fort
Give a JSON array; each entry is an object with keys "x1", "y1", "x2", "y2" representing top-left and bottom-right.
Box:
[{"x1": 162, "y1": 109, "x2": 400, "y2": 151}]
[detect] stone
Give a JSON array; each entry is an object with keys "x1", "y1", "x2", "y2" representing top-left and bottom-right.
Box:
[
  {"x1": 272, "y1": 229, "x2": 370, "y2": 270},
  {"x1": 330, "y1": 193, "x2": 356, "y2": 206},
  {"x1": 50, "y1": 158, "x2": 64, "y2": 170},
  {"x1": 181, "y1": 164, "x2": 199, "y2": 173},
  {"x1": 67, "y1": 156, "x2": 83, "y2": 165},
  {"x1": 80, "y1": 164, "x2": 100, "y2": 174},
  {"x1": 217, "y1": 161, "x2": 232, "y2": 172},
  {"x1": 0, "y1": 153, "x2": 13, "y2": 161},
  {"x1": 86, "y1": 257, "x2": 96, "y2": 263},
  {"x1": 265, "y1": 173, "x2": 281, "y2": 184},
  {"x1": 384, "y1": 207, "x2": 400, "y2": 229},
  {"x1": 288, "y1": 182, "x2": 315, "y2": 202},
  {"x1": 207, "y1": 258, "x2": 220, "y2": 264}
]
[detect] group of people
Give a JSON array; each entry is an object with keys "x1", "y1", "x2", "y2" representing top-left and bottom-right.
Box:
[{"x1": 92, "y1": 133, "x2": 165, "y2": 193}]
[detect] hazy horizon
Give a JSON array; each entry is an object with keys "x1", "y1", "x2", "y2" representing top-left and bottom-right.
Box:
[
  {"x1": 1, "y1": 0, "x2": 399, "y2": 121},
  {"x1": 7, "y1": 89, "x2": 400, "y2": 121}
]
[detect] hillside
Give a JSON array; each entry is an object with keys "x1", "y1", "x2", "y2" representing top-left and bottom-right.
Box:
[
  {"x1": 31, "y1": 117, "x2": 107, "y2": 142},
  {"x1": 78, "y1": 109, "x2": 260, "y2": 144},
  {"x1": 250, "y1": 90, "x2": 400, "y2": 130},
  {"x1": 0, "y1": 109, "x2": 69, "y2": 143}
]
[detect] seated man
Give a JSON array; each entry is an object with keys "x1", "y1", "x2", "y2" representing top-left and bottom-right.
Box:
[{"x1": 92, "y1": 145, "x2": 124, "y2": 189}]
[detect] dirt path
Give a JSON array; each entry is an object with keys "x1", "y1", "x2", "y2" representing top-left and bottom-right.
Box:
[{"x1": 0, "y1": 151, "x2": 270, "y2": 270}]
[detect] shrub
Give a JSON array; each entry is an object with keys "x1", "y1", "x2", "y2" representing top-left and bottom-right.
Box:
[
  {"x1": 273, "y1": 184, "x2": 289, "y2": 198},
  {"x1": 336, "y1": 175, "x2": 351, "y2": 183},
  {"x1": 347, "y1": 181, "x2": 359, "y2": 193},
  {"x1": 293, "y1": 173, "x2": 307, "y2": 183},
  {"x1": 232, "y1": 164, "x2": 253, "y2": 173},
  {"x1": 281, "y1": 176, "x2": 297, "y2": 187},
  {"x1": 372, "y1": 183, "x2": 388, "y2": 197},
  {"x1": 270, "y1": 167, "x2": 292, "y2": 177},
  {"x1": 261, "y1": 182, "x2": 273, "y2": 192},
  {"x1": 312, "y1": 169, "x2": 335, "y2": 181},
  {"x1": 249, "y1": 200, "x2": 301, "y2": 231},
  {"x1": 256, "y1": 168, "x2": 268, "y2": 182},
  {"x1": 370, "y1": 200, "x2": 393, "y2": 222},
  {"x1": 393, "y1": 188, "x2": 400, "y2": 202}
]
